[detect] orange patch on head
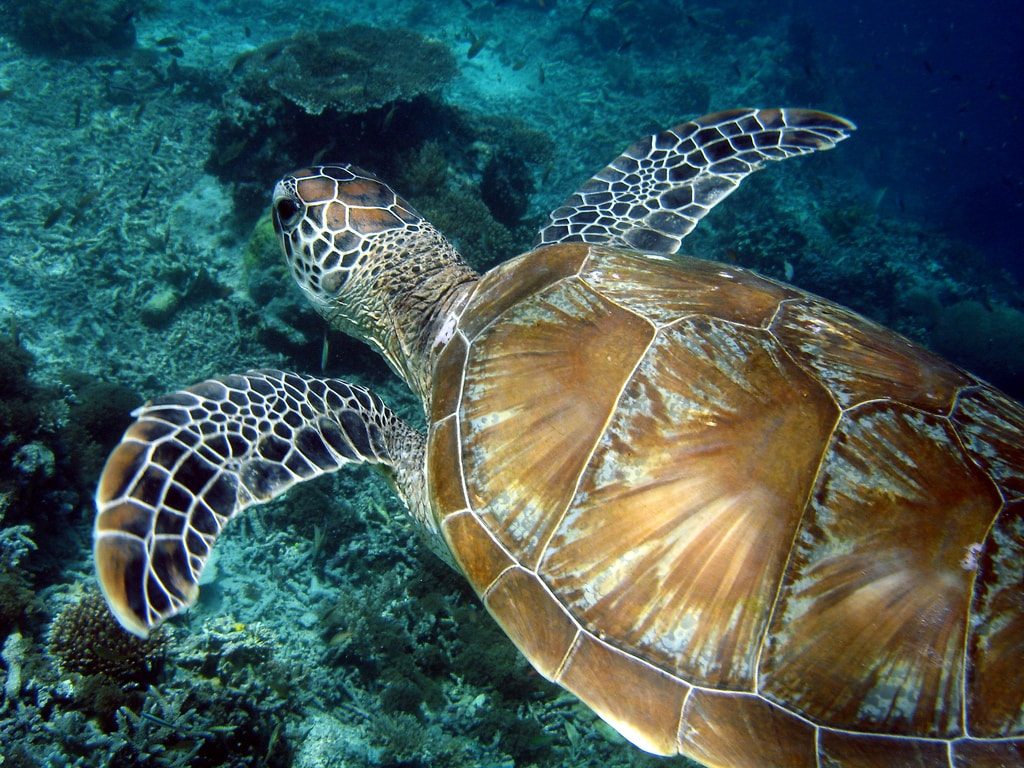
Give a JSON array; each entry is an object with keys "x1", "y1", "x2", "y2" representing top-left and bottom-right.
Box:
[
  {"x1": 297, "y1": 177, "x2": 338, "y2": 203},
  {"x1": 324, "y1": 202, "x2": 348, "y2": 231},
  {"x1": 337, "y1": 178, "x2": 391, "y2": 207},
  {"x1": 349, "y1": 206, "x2": 402, "y2": 235}
]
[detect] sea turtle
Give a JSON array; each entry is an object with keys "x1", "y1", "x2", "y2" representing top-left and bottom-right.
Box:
[{"x1": 94, "y1": 108, "x2": 1024, "y2": 767}]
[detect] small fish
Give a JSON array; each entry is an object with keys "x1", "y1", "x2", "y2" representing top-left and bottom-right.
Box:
[
  {"x1": 511, "y1": 58, "x2": 526, "y2": 71},
  {"x1": 381, "y1": 103, "x2": 398, "y2": 133},
  {"x1": 155, "y1": 36, "x2": 181, "y2": 47},
  {"x1": 70, "y1": 190, "x2": 99, "y2": 225},
  {"x1": 922, "y1": 60, "x2": 933, "y2": 74},
  {"x1": 580, "y1": 0, "x2": 599, "y2": 22},
  {"x1": 230, "y1": 50, "x2": 255, "y2": 74},
  {"x1": 311, "y1": 139, "x2": 336, "y2": 165},
  {"x1": 139, "y1": 711, "x2": 191, "y2": 734},
  {"x1": 152, "y1": 134, "x2": 163, "y2": 154},
  {"x1": 133, "y1": 102, "x2": 147, "y2": 122},
  {"x1": 167, "y1": 46, "x2": 184, "y2": 58},
  {"x1": 217, "y1": 138, "x2": 247, "y2": 165},
  {"x1": 73, "y1": 100, "x2": 81, "y2": 128},
  {"x1": 537, "y1": 63, "x2": 545, "y2": 84},
  {"x1": 243, "y1": 24, "x2": 252, "y2": 38},
  {"x1": 467, "y1": 32, "x2": 489, "y2": 59},
  {"x1": 0, "y1": 85, "x2": 12, "y2": 100},
  {"x1": 43, "y1": 206, "x2": 64, "y2": 229},
  {"x1": 140, "y1": 180, "x2": 151, "y2": 200}
]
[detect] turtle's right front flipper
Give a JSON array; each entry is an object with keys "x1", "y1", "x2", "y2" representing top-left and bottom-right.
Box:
[
  {"x1": 94, "y1": 370, "x2": 422, "y2": 638},
  {"x1": 537, "y1": 107, "x2": 855, "y2": 253}
]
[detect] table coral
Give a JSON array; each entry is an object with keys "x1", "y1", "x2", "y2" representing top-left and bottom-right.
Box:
[{"x1": 236, "y1": 26, "x2": 457, "y2": 117}]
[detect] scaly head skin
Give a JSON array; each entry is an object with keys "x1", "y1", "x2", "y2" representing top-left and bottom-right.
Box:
[{"x1": 272, "y1": 165, "x2": 477, "y2": 403}]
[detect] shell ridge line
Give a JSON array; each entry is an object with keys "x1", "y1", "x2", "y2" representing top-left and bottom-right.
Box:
[
  {"x1": 551, "y1": 628, "x2": 582, "y2": 681},
  {"x1": 958, "y1": 485, "x2": 1006, "y2": 739},
  {"x1": 950, "y1": 385, "x2": 1008, "y2": 741},
  {"x1": 532, "y1": 307, "x2": 659, "y2": 571},
  {"x1": 751, "y1": 333, "x2": 841, "y2": 692}
]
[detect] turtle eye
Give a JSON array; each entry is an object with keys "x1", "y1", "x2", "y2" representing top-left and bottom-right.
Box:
[{"x1": 275, "y1": 197, "x2": 300, "y2": 226}]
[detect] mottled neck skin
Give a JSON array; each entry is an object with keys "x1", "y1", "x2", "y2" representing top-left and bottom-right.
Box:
[
  {"x1": 274, "y1": 165, "x2": 479, "y2": 409},
  {"x1": 327, "y1": 222, "x2": 478, "y2": 407}
]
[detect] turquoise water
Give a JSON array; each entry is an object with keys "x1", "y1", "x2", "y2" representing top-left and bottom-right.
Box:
[{"x1": 0, "y1": 1, "x2": 1021, "y2": 766}]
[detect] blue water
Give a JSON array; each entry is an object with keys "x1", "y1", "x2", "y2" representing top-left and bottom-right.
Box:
[
  {"x1": 799, "y1": 0, "x2": 1024, "y2": 279},
  {"x1": 0, "y1": 2, "x2": 1021, "y2": 766}
]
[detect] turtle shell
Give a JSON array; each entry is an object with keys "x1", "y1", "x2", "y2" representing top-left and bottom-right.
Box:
[{"x1": 426, "y1": 242, "x2": 1024, "y2": 767}]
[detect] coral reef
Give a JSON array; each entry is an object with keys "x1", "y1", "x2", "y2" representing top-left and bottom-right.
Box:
[
  {"x1": 480, "y1": 149, "x2": 534, "y2": 227},
  {"x1": 0, "y1": 334, "x2": 53, "y2": 464},
  {"x1": 207, "y1": 26, "x2": 458, "y2": 222},
  {"x1": 1, "y1": 0, "x2": 151, "y2": 56},
  {"x1": 236, "y1": 26, "x2": 457, "y2": 117},
  {"x1": 0, "y1": 516, "x2": 36, "y2": 639},
  {"x1": 58, "y1": 372, "x2": 142, "y2": 489},
  {"x1": 206, "y1": 23, "x2": 552, "y2": 242}
]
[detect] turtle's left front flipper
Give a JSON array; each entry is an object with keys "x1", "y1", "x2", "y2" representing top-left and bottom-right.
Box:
[
  {"x1": 537, "y1": 107, "x2": 855, "y2": 254},
  {"x1": 94, "y1": 370, "x2": 424, "y2": 638}
]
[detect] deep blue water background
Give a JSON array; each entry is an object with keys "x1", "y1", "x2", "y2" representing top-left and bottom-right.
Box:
[{"x1": 800, "y1": 0, "x2": 1024, "y2": 278}]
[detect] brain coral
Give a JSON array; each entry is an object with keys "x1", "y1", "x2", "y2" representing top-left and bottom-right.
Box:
[
  {"x1": 49, "y1": 590, "x2": 166, "y2": 684},
  {"x1": 237, "y1": 26, "x2": 458, "y2": 116}
]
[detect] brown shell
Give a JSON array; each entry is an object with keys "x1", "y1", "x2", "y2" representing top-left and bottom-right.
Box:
[{"x1": 427, "y1": 243, "x2": 1024, "y2": 767}]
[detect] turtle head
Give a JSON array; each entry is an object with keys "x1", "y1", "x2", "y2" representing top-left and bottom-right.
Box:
[
  {"x1": 272, "y1": 165, "x2": 476, "y2": 393},
  {"x1": 272, "y1": 164, "x2": 423, "y2": 317}
]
